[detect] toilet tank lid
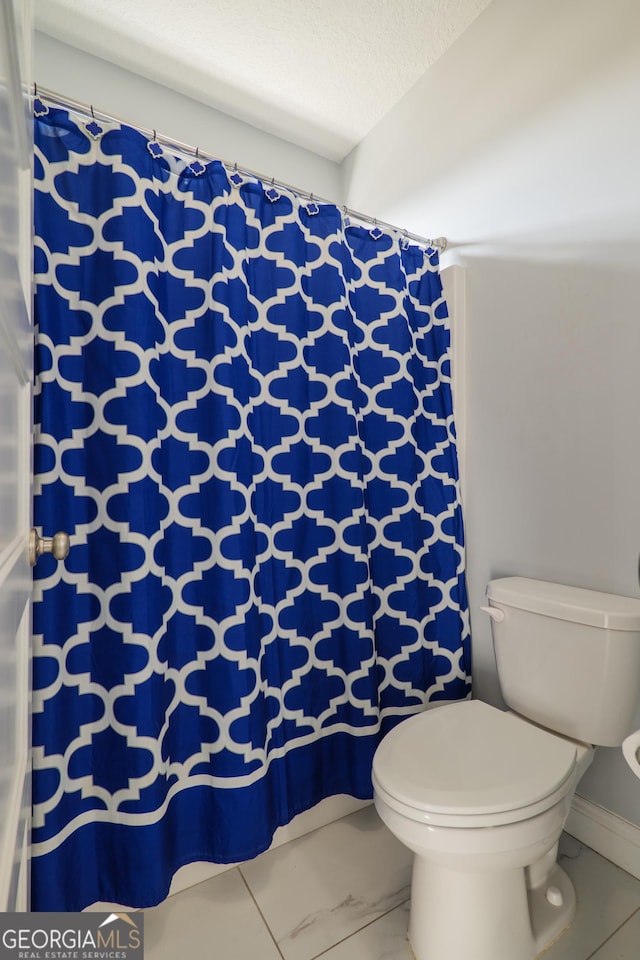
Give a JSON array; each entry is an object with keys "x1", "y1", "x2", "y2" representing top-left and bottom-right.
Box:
[{"x1": 487, "y1": 577, "x2": 640, "y2": 631}]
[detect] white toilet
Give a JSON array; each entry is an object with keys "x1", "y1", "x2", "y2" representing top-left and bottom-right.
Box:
[{"x1": 373, "y1": 577, "x2": 640, "y2": 960}]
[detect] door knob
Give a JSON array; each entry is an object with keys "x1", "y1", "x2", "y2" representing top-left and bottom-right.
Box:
[{"x1": 29, "y1": 528, "x2": 70, "y2": 567}]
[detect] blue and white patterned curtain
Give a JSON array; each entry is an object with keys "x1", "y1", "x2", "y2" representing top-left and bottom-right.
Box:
[{"x1": 32, "y1": 102, "x2": 470, "y2": 912}]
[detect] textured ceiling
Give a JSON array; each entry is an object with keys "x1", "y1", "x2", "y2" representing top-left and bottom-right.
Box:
[{"x1": 35, "y1": 0, "x2": 492, "y2": 161}]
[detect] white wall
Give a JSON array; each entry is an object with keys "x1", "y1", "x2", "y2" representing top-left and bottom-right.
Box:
[
  {"x1": 345, "y1": 0, "x2": 640, "y2": 826},
  {"x1": 34, "y1": 32, "x2": 342, "y2": 202}
]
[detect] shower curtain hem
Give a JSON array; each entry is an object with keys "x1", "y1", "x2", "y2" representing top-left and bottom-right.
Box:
[{"x1": 31, "y1": 730, "x2": 379, "y2": 912}]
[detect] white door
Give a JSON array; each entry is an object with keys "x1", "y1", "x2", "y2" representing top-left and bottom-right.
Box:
[{"x1": 0, "y1": 0, "x2": 33, "y2": 911}]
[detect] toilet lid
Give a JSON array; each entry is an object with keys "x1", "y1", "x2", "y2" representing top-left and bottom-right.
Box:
[{"x1": 373, "y1": 700, "x2": 577, "y2": 817}]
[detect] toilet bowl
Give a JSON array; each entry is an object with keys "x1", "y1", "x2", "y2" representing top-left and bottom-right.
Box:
[
  {"x1": 372, "y1": 578, "x2": 640, "y2": 960},
  {"x1": 373, "y1": 699, "x2": 591, "y2": 960}
]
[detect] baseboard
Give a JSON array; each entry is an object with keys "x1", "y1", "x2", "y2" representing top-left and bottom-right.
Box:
[{"x1": 566, "y1": 794, "x2": 640, "y2": 881}]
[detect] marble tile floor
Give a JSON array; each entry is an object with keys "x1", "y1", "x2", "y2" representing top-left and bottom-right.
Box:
[{"x1": 144, "y1": 805, "x2": 640, "y2": 960}]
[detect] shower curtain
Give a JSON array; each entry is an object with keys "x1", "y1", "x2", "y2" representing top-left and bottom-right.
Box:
[{"x1": 32, "y1": 102, "x2": 470, "y2": 911}]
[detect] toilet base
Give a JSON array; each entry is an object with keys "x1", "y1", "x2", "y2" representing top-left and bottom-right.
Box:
[
  {"x1": 408, "y1": 856, "x2": 576, "y2": 960},
  {"x1": 529, "y1": 863, "x2": 576, "y2": 956}
]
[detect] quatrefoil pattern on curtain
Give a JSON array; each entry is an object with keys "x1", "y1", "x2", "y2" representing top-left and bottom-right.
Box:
[{"x1": 32, "y1": 106, "x2": 470, "y2": 911}]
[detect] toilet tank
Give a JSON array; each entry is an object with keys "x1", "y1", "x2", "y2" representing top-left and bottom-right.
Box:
[{"x1": 486, "y1": 577, "x2": 640, "y2": 747}]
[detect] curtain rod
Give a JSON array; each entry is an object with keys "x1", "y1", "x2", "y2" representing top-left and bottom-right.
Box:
[{"x1": 35, "y1": 86, "x2": 446, "y2": 253}]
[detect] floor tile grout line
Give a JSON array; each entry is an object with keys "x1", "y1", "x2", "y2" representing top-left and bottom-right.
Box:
[
  {"x1": 306, "y1": 896, "x2": 412, "y2": 960},
  {"x1": 238, "y1": 865, "x2": 287, "y2": 960},
  {"x1": 584, "y1": 903, "x2": 640, "y2": 959}
]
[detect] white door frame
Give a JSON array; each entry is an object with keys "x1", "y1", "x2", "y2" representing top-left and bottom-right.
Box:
[{"x1": 0, "y1": 0, "x2": 33, "y2": 912}]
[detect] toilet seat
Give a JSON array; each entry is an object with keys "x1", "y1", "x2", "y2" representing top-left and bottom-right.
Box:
[{"x1": 373, "y1": 700, "x2": 578, "y2": 828}]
